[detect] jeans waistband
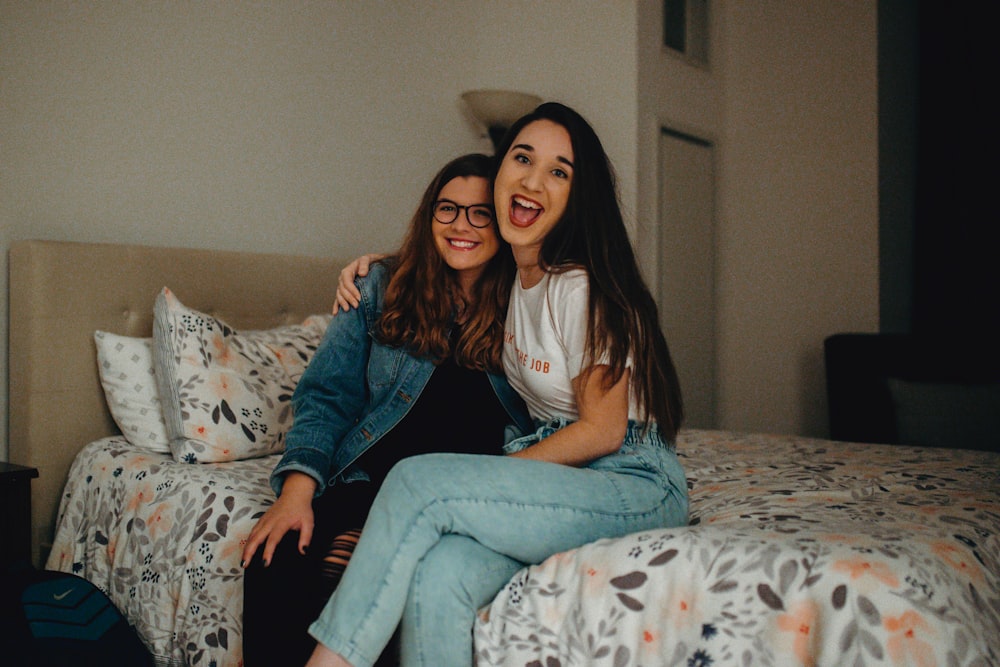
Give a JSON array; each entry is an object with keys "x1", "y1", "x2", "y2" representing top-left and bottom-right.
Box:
[{"x1": 504, "y1": 417, "x2": 673, "y2": 455}]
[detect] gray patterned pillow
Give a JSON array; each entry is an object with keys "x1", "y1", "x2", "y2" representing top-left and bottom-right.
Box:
[
  {"x1": 153, "y1": 287, "x2": 331, "y2": 463},
  {"x1": 94, "y1": 331, "x2": 171, "y2": 452}
]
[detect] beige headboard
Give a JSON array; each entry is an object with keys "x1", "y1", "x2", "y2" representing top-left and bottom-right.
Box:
[{"x1": 9, "y1": 239, "x2": 348, "y2": 567}]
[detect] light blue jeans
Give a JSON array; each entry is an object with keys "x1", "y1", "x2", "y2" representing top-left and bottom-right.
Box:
[{"x1": 307, "y1": 420, "x2": 689, "y2": 667}]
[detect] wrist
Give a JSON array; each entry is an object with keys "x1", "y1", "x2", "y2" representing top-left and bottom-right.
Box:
[{"x1": 280, "y1": 471, "x2": 318, "y2": 501}]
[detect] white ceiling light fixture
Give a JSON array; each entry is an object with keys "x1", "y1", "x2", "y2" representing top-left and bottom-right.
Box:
[{"x1": 461, "y1": 89, "x2": 542, "y2": 152}]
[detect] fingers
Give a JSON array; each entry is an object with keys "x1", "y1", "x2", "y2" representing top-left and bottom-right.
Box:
[
  {"x1": 298, "y1": 522, "x2": 314, "y2": 556},
  {"x1": 241, "y1": 522, "x2": 268, "y2": 566},
  {"x1": 333, "y1": 288, "x2": 358, "y2": 314},
  {"x1": 332, "y1": 253, "x2": 386, "y2": 314},
  {"x1": 240, "y1": 512, "x2": 292, "y2": 567},
  {"x1": 240, "y1": 539, "x2": 258, "y2": 568},
  {"x1": 359, "y1": 252, "x2": 387, "y2": 275},
  {"x1": 241, "y1": 486, "x2": 317, "y2": 568},
  {"x1": 334, "y1": 263, "x2": 363, "y2": 312},
  {"x1": 261, "y1": 531, "x2": 281, "y2": 567}
]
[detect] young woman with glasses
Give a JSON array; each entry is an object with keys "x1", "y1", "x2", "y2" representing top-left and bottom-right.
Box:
[
  {"x1": 239, "y1": 153, "x2": 533, "y2": 666},
  {"x1": 306, "y1": 102, "x2": 688, "y2": 667}
]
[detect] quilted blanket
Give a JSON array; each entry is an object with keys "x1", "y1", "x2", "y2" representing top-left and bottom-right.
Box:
[
  {"x1": 474, "y1": 430, "x2": 1000, "y2": 667},
  {"x1": 47, "y1": 436, "x2": 277, "y2": 667}
]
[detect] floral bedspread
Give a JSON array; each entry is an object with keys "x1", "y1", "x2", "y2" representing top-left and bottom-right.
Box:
[
  {"x1": 474, "y1": 430, "x2": 1000, "y2": 667},
  {"x1": 47, "y1": 436, "x2": 277, "y2": 667}
]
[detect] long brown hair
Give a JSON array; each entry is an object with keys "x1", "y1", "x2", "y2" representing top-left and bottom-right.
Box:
[
  {"x1": 378, "y1": 154, "x2": 514, "y2": 373},
  {"x1": 494, "y1": 104, "x2": 684, "y2": 439}
]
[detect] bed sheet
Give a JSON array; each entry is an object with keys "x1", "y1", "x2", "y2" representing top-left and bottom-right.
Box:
[
  {"x1": 474, "y1": 430, "x2": 1000, "y2": 667},
  {"x1": 46, "y1": 436, "x2": 277, "y2": 667}
]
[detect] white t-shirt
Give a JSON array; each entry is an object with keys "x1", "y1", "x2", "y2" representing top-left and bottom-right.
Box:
[
  {"x1": 503, "y1": 269, "x2": 589, "y2": 421},
  {"x1": 503, "y1": 269, "x2": 641, "y2": 422}
]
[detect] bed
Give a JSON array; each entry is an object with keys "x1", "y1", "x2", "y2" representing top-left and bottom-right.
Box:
[
  {"x1": 9, "y1": 239, "x2": 1000, "y2": 667},
  {"x1": 474, "y1": 430, "x2": 1000, "y2": 666},
  {"x1": 9, "y1": 239, "x2": 347, "y2": 666}
]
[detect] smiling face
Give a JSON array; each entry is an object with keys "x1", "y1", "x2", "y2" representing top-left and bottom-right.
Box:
[
  {"x1": 494, "y1": 119, "x2": 574, "y2": 277},
  {"x1": 432, "y1": 175, "x2": 500, "y2": 293}
]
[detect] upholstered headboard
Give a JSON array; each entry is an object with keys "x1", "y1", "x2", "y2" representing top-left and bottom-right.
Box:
[{"x1": 8, "y1": 239, "x2": 348, "y2": 567}]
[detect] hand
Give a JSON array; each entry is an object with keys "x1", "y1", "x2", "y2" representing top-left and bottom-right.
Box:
[
  {"x1": 241, "y1": 472, "x2": 317, "y2": 567},
  {"x1": 332, "y1": 253, "x2": 386, "y2": 314}
]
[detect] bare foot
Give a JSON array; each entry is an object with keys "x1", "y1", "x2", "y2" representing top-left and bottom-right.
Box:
[{"x1": 305, "y1": 643, "x2": 353, "y2": 667}]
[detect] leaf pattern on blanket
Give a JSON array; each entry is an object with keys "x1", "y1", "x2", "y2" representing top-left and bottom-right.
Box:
[
  {"x1": 47, "y1": 437, "x2": 277, "y2": 667},
  {"x1": 474, "y1": 430, "x2": 1000, "y2": 667}
]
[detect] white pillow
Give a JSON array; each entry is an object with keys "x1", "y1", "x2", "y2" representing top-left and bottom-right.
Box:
[
  {"x1": 94, "y1": 331, "x2": 171, "y2": 453},
  {"x1": 152, "y1": 287, "x2": 332, "y2": 463}
]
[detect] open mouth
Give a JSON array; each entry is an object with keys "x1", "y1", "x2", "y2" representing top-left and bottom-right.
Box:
[
  {"x1": 447, "y1": 238, "x2": 480, "y2": 250},
  {"x1": 510, "y1": 196, "x2": 543, "y2": 227}
]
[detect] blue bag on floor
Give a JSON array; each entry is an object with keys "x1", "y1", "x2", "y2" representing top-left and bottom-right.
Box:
[{"x1": 1, "y1": 564, "x2": 153, "y2": 666}]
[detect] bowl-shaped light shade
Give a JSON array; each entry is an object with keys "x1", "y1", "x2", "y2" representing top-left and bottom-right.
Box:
[{"x1": 461, "y1": 90, "x2": 542, "y2": 130}]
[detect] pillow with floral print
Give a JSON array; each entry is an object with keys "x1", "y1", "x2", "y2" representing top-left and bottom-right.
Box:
[{"x1": 152, "y1": 287, "x2": 332, "y2": 463}]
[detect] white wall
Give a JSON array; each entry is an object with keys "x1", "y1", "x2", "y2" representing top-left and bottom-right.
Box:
[
  {"x1": 636, "y1": 0, "x2": 879, "y2": 436},
  {"x1": 0, "y1": 1, "x2": 639, "y2": 460},
  {"x1": 2, "y1": 1, "x2": 878, "y2": 459},
  {"x1": 715, "y1": 2, "x2": 879, "y2": 436}
]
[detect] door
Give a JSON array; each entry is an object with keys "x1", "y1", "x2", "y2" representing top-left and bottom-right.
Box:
[{"x1": 658, "y1": 128, "x2": 715, "y2": 428}]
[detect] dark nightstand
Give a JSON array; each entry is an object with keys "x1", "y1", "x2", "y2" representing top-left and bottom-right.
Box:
[{"x1": 0, "y1": 462, "x2": 39, "y2": 569}]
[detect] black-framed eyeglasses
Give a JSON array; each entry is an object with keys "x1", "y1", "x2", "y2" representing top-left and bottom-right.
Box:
[{"x1": 432, "y1": 200, "x2": 495, "y2": 228}]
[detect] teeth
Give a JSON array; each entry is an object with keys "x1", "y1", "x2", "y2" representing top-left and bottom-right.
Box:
[
  {"x1": 514, "y1": 196, "x2": 540, "y2": 209},
  {"x1": 450, "y1": 239, "x2": 477, "y2": 249}
]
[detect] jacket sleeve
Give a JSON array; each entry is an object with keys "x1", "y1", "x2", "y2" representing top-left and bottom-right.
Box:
[
  {"x1": 488, "y1": 371, "x2": 534, "y2": 439},
  {"x1": 270, "y1": 276, "x2": 376, "y2": 496}
]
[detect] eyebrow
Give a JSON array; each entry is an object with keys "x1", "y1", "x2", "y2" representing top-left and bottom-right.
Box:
[
  {"x1": 437, "y1": 198, "x2": 494, "y2": 208},
  {"x1": 512, "y1": 143, "x2": 574, "y2": 169}
]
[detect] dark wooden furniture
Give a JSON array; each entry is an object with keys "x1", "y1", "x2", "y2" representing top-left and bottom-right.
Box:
[
  {"x1": 825, "y1": 333, "x2": 1000, "y2": 450},
  {"x1": 0, "y1": 462, "x2": 39, "y2": 568}
]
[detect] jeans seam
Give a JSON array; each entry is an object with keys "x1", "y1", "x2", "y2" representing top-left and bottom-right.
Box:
[
  {"x1": 348, "y1": 513, "x2": 426, "y2": 657},
  {"x1": 408, "y1": 558, "x2": 425, "y2": 666}
]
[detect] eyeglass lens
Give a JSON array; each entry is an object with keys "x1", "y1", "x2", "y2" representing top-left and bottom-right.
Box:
[{"x1": 433, "y1": 200, "x2": 495, "y2": 228}]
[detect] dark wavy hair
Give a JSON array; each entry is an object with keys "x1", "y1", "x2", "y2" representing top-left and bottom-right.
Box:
[
  {"x1": 377, "y1": 153, "x2": 514, "y2": 373},
  {"x1": 493, "y1": 103, "x2": 684, "y2": 439}
]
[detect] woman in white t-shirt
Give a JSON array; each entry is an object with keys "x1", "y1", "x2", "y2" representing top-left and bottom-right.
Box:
[{"x1": 307, "y1": 102, "x2": 688, "y2": 667}]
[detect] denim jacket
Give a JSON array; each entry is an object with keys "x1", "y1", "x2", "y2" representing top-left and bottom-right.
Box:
[{"x1": 270, "y1": 262, "x2": 533, "y2": 497}]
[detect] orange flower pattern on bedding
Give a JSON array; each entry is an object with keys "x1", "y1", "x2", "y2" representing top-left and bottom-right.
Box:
[
  {"x1": 831, "y1": 555, "x2": 900, "y2": 588},
  {"x1": 47, "y1": 436, "x2": 277, "y2": 666},
  {"x1": 774, "y1": 599, "x2": 820, "y2": 666},
  {"x1": 152, "y1": 288, "x2": 331, "y2": 463},
  {"x1": 474, "y1": 430, "x2": 1000, "y2": 666},
  {"x1": 884, "y1": 611, "x2": 937, "y2": 667},
  {"x1": 46, "y1": 430, "x2": 1000, "y2": 666}
]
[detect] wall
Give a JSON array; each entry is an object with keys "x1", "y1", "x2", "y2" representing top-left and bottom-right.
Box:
[
  {"x1": 637, "y1": 0, "x2": 879, "y2": 436},
  {"x1": 716, "y1": 2, "x2": 879, "y2": 436},
  {"x1": 2, "y1": 1, "x2": 878, "y2": 458},
  {"x1": 0, "y1": 1, "x2": 638, "y2": 460}
]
